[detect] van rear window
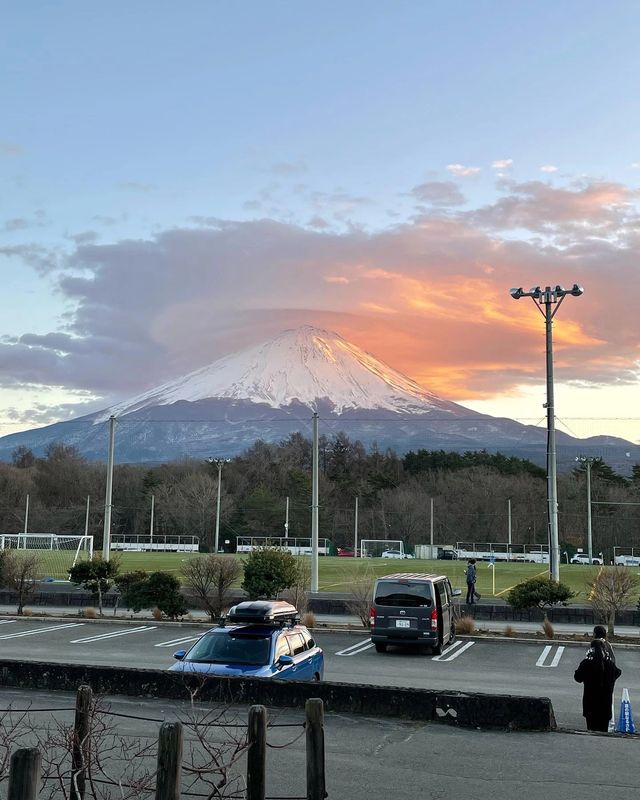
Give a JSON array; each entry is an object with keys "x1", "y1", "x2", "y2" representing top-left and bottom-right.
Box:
[{"x1": 375, "y1": 582, "x2": 432, "y2": 607}]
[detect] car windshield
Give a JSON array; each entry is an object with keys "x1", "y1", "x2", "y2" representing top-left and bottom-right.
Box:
[
  {"x1": 375, "y1": 582, "x2": 432, "y2": 607},
  {"x1": 185, "y1": 632, "x2": 271, "y2": 665}
]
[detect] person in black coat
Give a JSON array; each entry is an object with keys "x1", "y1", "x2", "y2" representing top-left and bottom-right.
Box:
[{"x1": 574, "y1": 638, "x2": 621, "y2": 732}]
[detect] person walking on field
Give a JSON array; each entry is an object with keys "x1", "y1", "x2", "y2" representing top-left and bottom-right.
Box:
[
  {"x1": 465, "y1": 559, "x2": 477, "y2": 605},
  {"x1": 574, "y1": 638, "x2": 621, "y2": 732}
]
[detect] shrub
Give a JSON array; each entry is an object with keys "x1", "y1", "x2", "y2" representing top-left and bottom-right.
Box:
[
  {"x1": 21, "y1": 608, "x2": 33, "y2": 617},
  {"x1": 181, "y1": 555, "x2": 242, "y2": 621},
  {"x1": 82, "y1": 607, "x2": 97, "y2": 619},
  {"x1": 302, "y1": 611, "x2": 316, "y2": 628},
  {"x1": 69, "y1": 556, "x2": 120, "y2": 617},
  {"x1": 456, "y1": 616, "x2": 475, "y2": 635},
  {"x1": 504, "y1": 625, "x2": 515, "y2": 637},
  {"x1": 506, "y1": 577, "x2": 575, "y2": 611},
  {"x1": 344, "y1": 564, "x2": 375, "y2": 627},
  {"x1": 542, "y1": 617, "x2": 554, "y2": 639},
  {"x1": 589, "y1": 566, "x2": 640, "y2": 636},
  {"x1": 114, "y1": 570, "x2": 187, "y2": 620},
  {"x1": 241, "y1": 548, "x2": 298, "y2": 600},
  {"x1": 151, "y1": 607, "x2": 163, "y2": 621}
]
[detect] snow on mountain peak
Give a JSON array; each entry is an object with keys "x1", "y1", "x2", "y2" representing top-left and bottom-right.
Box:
[{"x1": 98, "y1": 325, "x2": 456, "y2": 419}]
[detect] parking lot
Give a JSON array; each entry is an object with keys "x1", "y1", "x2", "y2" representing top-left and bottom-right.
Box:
[{"x1": 2, "y1": 616, "x2": 640, "y2": 730}]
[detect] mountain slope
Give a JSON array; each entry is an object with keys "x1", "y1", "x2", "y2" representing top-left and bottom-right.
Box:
[{"x1": 0, "y1": 325, "x2": 637, "y2": 470}]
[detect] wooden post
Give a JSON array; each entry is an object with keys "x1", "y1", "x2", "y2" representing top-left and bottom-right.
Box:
[
  {"x1": 156, "y1": 722, "x2": 183, "y2": 800},
  {"x1": 306, "y1": 698, "x2": 325, "y2": 800},
  {"x1": 71, "y1": 684, "x2": 93, "y2": 800},
  {"x1": 246, "y1": 705, "x2": 267, "y2": 800},
  {"x1": 8, "y1": 748, "x2": 41, "y2": 800}
]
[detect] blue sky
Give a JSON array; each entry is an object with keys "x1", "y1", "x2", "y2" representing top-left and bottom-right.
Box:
[{"x1": 1, "y1": 1, "x2": 640, "y2": 442}]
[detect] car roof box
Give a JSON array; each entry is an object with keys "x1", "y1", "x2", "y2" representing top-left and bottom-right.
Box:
[{"x1": 227, "y1": 600, "x2": 300, "y2": 625}]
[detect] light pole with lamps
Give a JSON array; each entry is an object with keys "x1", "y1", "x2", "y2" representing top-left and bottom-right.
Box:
[
  {"x1": 207, "y1": 457, "x2": 230, "y2": 553},
  {"x1": 510, "y1": 283, "x2": 584, "y2": 581},
  {"x1": 576, "y1": 455, "x2": 596, "y2": 565}
]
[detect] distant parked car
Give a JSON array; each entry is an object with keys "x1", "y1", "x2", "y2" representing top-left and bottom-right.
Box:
[
  {"x1": 570, "y1": 553, "x2": 603, "y2": 565},
  {"x1": 337, "y1": 547, "x2": 355, "y2": 557},
  {"x1": 169, "y1": 601, "x2": 324, "y2": 681},
  {"x1": 438, "y1": 549, "x2": 459, "y2": 560},
  {"x1": 381, "y1": 549, "x2": 415, "y2": 560}
]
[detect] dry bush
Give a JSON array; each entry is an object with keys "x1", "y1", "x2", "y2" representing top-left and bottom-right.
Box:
[
  {"x1": 151, "y1": 606, "x2": 163, "y2": 621},
  {"x1": 283, "y1": 558, "x2": 311, "y2": 613},
  {"x1": 456, "y1": 615, "x2": 475, "y2": 635},
  {"x1": 504, "y1": 624, "x2": 516, "y2": 637},
  {"x1": 82, "y1": 607, "x2": 97, "y2": 619},
  {"x1": 302, "y1": 610, "x2": 316, "y2": 628},
  {"x1": 542, "y1": 616, "x2": 554, "y2": 639},
  {"x1": 181, "y1": 555, "x2": 242, "y2": 621},
  {"x1": 587, "y1": 566, "x2": 640, "y2": 637},
  {"x1": 344, "y1": 564, "x2": 375, "y2": 627}
]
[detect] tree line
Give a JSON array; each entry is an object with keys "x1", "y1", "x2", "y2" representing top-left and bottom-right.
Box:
[{"x1": 2, "y1": 436, "x2": 640, "y2": 555}]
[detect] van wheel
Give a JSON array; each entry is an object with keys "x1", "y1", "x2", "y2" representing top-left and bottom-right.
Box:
[
  {"x1": 432, "y1": 640, "x2": 442, "y2": 656},
  {"x1": 375, "y1": 643, "x2": 387, "y2": 653}
]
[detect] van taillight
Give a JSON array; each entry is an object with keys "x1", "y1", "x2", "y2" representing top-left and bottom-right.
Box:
[
  {"x1": 369, "y1": 607, "x2": 376, "y2": 627},
  {"x1": 430, "y1": 608, "x2": 438, "y2": 630}
]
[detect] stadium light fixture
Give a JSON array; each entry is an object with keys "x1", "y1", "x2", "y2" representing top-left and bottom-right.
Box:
[{"x1": 509, "y1": 284, "x2": 584, "y2": 581}]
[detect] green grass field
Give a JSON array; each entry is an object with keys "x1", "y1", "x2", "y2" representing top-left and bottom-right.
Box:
[{"x1": 24, "y1": 550, "x2": 613, "y2": 603}]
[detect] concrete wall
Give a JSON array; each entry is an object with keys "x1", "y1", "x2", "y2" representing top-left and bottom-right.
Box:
[{"x1": 0, "y1": 659, "x2": 556, "y2": 731}]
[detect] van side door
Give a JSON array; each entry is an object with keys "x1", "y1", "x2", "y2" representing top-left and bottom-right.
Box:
[{"x1": 436, "y1": 580, "x2": 451, "y2": 643}]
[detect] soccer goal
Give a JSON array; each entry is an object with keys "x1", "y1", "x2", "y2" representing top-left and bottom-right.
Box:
[
  {"x1": 0, "y1": 533, "x2": 94, "y2": 580},
  {"x1": 359, "y1": 539, "x2": 405, "y2": 558}
]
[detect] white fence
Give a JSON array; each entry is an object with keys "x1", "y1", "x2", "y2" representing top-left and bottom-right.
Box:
[
  {"x1": 454, "y1": 542, "x2": 550, "y2": 563},
  {"x1": 110, "y1": 535, "x2": 199, "y2": 553},
  {"x1": 236, "y1": 536, "x2": 331, "y2": 556}
]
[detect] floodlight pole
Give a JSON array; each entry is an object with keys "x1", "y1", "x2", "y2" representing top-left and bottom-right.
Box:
[
  {"x1": 576, "y1": 456, "x2": 595, "y2": 564},
  {"x1": 510, "y1": 284, "x2": 583, "y2": 582},
  {"x1": 311, "y1": 412, "x2": 319, "y2": 593},
  {"x1": 354, "y1": 496, "x2": 359, "y2": 557},
  {"x1": 102, "y1": 415, "x2": 116, "y2": 561}
]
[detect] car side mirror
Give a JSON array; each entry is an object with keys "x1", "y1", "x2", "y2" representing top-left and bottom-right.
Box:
[
  {"x1": 452, "y1": 589, "x2": 462, "y2": 597},
  {"x1": 278, "y1": 654, "x2": 294, "y2": 668},
  {"x1": 173, "y1": 649, "x2": 187, "y2": 660}
]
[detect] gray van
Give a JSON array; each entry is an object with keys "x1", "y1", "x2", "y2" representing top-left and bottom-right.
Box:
[{"x1": 370, "y1": 573, "x2": 460, "y2": 655}]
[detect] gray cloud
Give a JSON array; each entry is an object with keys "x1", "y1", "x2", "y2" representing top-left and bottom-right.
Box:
[
  {"x1": 2, "y1": 177, "x2": 639, "y2": 406},
  {"x1": 409, "y1": 181, "x2": 466, "y2": 207}
]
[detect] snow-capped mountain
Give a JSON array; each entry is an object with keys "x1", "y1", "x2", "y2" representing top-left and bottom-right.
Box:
[
  {"x1": 0, "y1": 325, "x2": 637, "y2": 469},
  {"x1": 95, "y1": 325, "x2": 466, "y2": 420}
]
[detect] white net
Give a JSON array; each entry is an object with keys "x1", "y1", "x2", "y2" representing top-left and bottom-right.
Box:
[{"x1": 0, "y1": 534, "x2": 94, "y2": 579}]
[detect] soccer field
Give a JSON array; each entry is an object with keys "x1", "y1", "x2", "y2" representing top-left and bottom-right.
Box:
[{"x1": 23, "y1": 550, "x2": 604, "y2": 602}]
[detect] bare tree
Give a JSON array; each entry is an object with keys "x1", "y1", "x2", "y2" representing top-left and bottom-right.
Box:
[
  {"x1": 181, "y1": 555, "x2": 242, "y2": 621},
  {"x1": 587, "y1": 566, "x2": 640, "y2": 636},
  {"x1": 283, "y1": 558, "x2": 311, "y2": 613},
  {"x1": 344, "y1": 564, "x2": 376, "y2": 627},
  {"x1": 3, "y1": 552, "x2": 41, "y2": 615}
]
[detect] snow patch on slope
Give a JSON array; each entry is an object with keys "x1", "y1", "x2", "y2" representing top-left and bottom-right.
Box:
[{"x1": 96, "y1": 325, "x2": 458, "y2": 421}]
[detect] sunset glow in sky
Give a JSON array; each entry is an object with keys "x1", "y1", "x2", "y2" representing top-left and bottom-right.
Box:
[{"x1": 1, "y1": 2, "x2": 639, "y2": 443}]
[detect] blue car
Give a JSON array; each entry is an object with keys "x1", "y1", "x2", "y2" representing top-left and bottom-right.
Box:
[{"x1": 169, "y1": 600, "x2": 324, "y2": 681}]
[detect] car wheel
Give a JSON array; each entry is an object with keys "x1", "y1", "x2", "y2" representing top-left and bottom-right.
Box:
[
  {"x1": 313, "y1": 672, "x2": 321, "y2": 682},
  {"x1": 374, "y1": 643, "x2": 387, "y2": 653},
  {"x1": 432, "y1": 639, "x2": 443, "y2": 656}
]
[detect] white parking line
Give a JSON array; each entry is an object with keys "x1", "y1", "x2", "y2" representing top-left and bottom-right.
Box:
[
  {"x1": 536, "y1": 645, "x2": 565, "y2": 668},
  {"x1": 70, "y1": 625, "x2": 156, "y2": 644},
  {"x1": 0, "y1": 620, "x2": 17, "y2": 625},
  {"x1": 336, "y1": 638, "x2": 375, "y2": 657},
  {"x1": 154, "y1": 635, "x2": 202, "y2": 648},
  {"x1": 0, "y1": 623, "x2": 84, "y2": 640},
  {"x1": 433, "y1": 641, "x2": 475, "y2": 662}
]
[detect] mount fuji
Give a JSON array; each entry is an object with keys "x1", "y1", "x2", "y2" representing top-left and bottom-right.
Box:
[{"x1": 0, "y1": 325, "x2": 637, "y2": 468}]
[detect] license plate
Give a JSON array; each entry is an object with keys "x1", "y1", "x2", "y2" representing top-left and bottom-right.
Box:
[{"x1": 395, "y1": 619, "x2": 410, "y2": 628}]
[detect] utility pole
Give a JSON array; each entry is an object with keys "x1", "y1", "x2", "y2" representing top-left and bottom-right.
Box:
[
  {"x1": 576, "y1": 456, "x2": 596, "y2": 564},
  {"x1": 311, "y1": 412, "x2": 319, "y2": 593},
  {"x1": 510, "y1": 283, "x2": 583, "y2": 581},
  {"x1": 354, "y1": 496, "x2": 359, "y2": 557},
  {"x1": 102, "y1": 415, "x2": 116, "y2": 561},
  {"x1": 23, "y1": 494, "x2": 29, "y2": 537},
  {"x1": 84, "y1": 496, "x2": 90, "y2": 539},
  {"x1": 507, "y1": 498, "x2": 512, "y2": 549},
  {"x1": 149, "y1": 494, "x2": 155, "y2": 548},
  {"x1": 430, "y1": 497, "x2": 434, "y2": 552},
  {"x1": 207, "y1": 458, "x2": 230, "y2": 554},
  {"x1": 284, "y1": 496, "x2": 289, "y2": 540}
]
